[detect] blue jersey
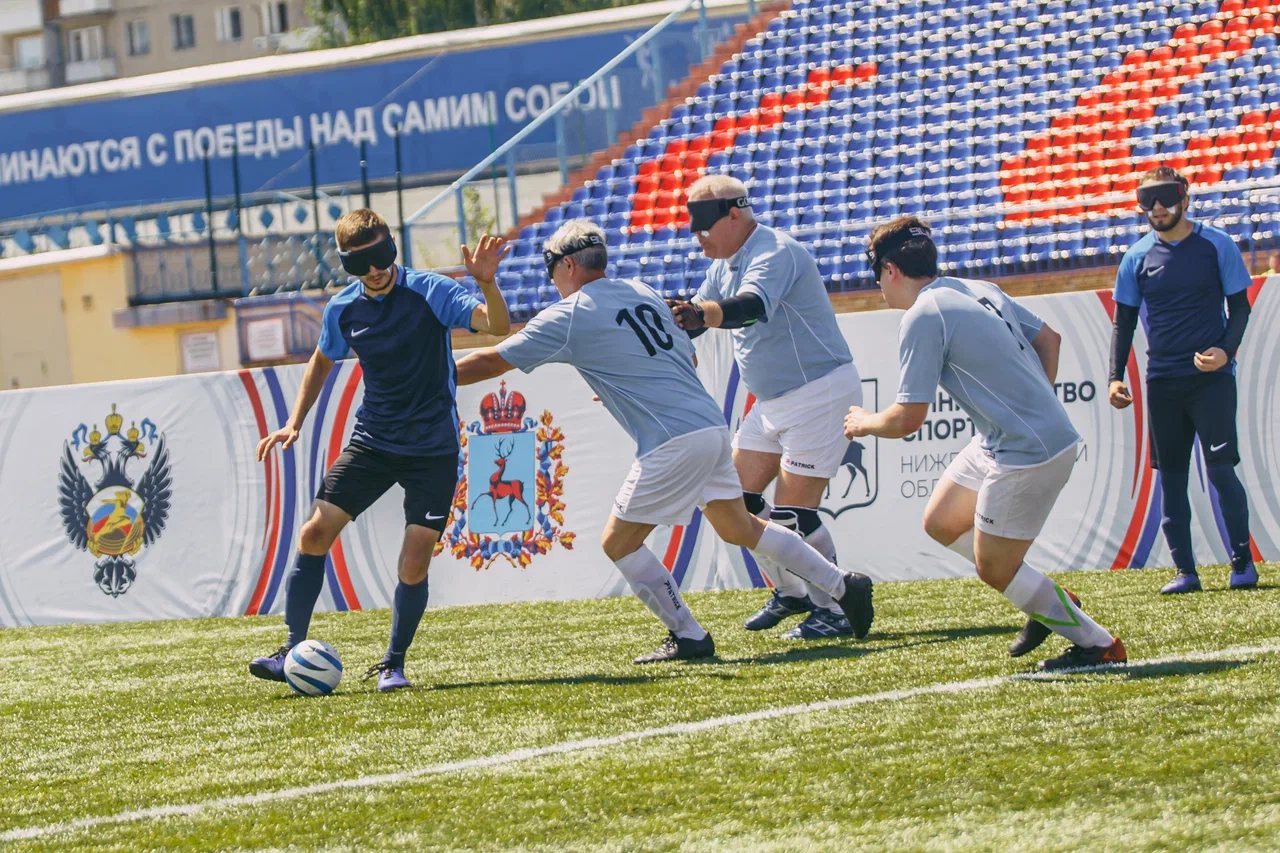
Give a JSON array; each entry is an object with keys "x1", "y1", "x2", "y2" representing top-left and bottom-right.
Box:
[
  {"x1": 1114, "y1": 222, "x2": 1252, "y2": 380},
  {"x1": 896, "y1": 277, "x2": 1079, "y2": 467},
  {"x1": 318, "y1": 265, "x2": 480, "y2": 456}
]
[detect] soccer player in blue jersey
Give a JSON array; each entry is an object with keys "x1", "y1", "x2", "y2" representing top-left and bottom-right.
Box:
[
  {"x1": 1110, "y1": 166, "x2": 1257, "y2": 594},
  {"x1": 845, "y1": 217, "x2": 1126, "y2": 671},
  {"x1": 668, "y1": 175, "x2": 864, "y2": 641},
  {"x1": 453, "y1": 220, "x2": 874, "y2": 664},
  {"x1": 249, "y1": 209, "x2": 511, "y2": 691}
]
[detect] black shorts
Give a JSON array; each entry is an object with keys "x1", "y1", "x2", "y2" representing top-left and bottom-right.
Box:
[
  {"x1": 316, "y1": 441, "x2": 459, "y2": 531},
  {"x1": 1147, "y1": 371, "x2": 1240, "y2": 472}
]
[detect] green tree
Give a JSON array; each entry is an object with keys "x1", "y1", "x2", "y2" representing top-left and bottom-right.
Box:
[{"x1": 308, "y1": 0, "x2": 648, "y2": 45}]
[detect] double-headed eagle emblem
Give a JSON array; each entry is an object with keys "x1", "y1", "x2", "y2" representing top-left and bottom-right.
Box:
[{"x1": 57, "y1": 404, "x2": 172, "y2": 597}]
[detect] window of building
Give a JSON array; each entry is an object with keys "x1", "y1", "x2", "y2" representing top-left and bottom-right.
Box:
[
  {"x1": 216, "y1": 7, "x2": 242, "y2": 42},
  {"x1": 171, "y1": 14, "x2": 196, "y2": 50},
  {"x1": 126, "y1": 20, "x2": 150, "y2": 56},
  {"x1": 267, "y1": 2, "x2": 289, "y2": 34},
  {"x1": 14, "y1": 35, "x2": 44, "y2": 69},
  {"x1": 68, "y1": 26, "x2": 104, "y2": 63}
]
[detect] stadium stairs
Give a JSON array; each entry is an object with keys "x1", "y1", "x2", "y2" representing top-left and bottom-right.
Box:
[{"x1": 466, "y1": 0, "x2": 1280, "y2": 324}]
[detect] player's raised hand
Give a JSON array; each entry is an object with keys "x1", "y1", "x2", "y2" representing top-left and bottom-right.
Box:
[
  {"x1": 1108, "y1": 380, "x2": 1133, "y2": 410},
  {"x1": 462, "y1": 235, "x2": 512, "y2": 284},
  {"x1": 844, "y1": 406, "x2": 873, "y2": 439},
  {"x1": 256, "y1": 425, "x2": 300, "y2": 462},
  {"x1": 666, "y1": 298, "x2": 705, "y2": 330},
  {"x1": 1194, "y1": 347, "x2": 1228, "y2": 373}
]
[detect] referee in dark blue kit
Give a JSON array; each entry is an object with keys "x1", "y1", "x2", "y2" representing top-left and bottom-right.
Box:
[
  {"x1": 249, "y1": 209, "x2": 511, "y2": 690},
  {"x1": 1109, "y1": 166, "x2": 1256, "y2": 594}
]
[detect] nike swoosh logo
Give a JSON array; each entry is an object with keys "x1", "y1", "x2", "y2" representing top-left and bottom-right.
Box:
[
  {"x1": 1147, "y1": 265, "x2": 1165, "y2": 276},
  {"x1": 424, "y1": 512, "x2": 446, "y2": 521},
  {"x1": 1211, "y1": 442, "x2": 1228, "y2": 452},
  {"x1": 351, "y1": 327, "x2": 371, "y2": 337}
]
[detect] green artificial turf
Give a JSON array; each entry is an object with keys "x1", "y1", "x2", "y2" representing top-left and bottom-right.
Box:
[{"x1": 1, "y1": 564, "x2": 1278, "y2": 851}]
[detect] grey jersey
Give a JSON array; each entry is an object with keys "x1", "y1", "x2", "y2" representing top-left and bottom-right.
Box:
[
  {"x1": 895, "y1": 277, "x2": 1079, "y2": 466},
  {"x1": 496, "y1": 277, "x2": 726, "y2": 457},
  {"x1": 695, "y1": 224, "x2": 853, "y2": 400}
]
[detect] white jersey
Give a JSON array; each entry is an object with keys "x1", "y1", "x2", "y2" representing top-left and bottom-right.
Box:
[
  {"x1": 695, "y1": 224, "x2": 853, "y2": 400},
  {"x1": 895, "y1": 277, "x2": 1079, "y2": 466},
  {"x1": 496, "y1": 277, "x2": 726, "y2": 457}
]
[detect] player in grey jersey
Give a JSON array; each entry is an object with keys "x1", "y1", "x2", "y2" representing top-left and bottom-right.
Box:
[
  {"x1": 667, "y1": 175, "x2": 865, "y2": 641},
  {"x1": 455, "y1": 220, "x2": 873, "y2": 664},
  {"x1": 843, "y1": 217, "x2": 1126, "y2": 672}
]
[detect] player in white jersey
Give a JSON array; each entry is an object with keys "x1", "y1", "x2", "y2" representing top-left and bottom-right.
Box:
[
  {"x1": 454, "y1": 220, "x2": 874, "y2": 663},
  {"x1": 666, "y1": 175, "x2": 863, "y2": 640},
  {"x1": 843, "y1": 217, "x2": 1126, "y2": 671}
]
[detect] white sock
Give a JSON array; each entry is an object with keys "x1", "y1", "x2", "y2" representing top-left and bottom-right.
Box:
[
  {"x1": 947, "y1": 529, "x2": 975, "y2": 564},
  {"x1": 749, "y1": 497, "x2": 809, "y2": 599},
  {"x1": 802, "y1": 526, "x2": 839, "y2": 610},
  {"x1": 1002, "y1": 563, "x2": 1113, "y2": 649},
  {"x1": 752, "y1": 522, "x2": 846, "y2": 599},
  {"x1": 614, "y1": 547, "x2": 707, "y2": 640}
]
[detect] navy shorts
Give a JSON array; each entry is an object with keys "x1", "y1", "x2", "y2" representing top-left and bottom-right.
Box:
[
  {"x1": 316, "y1": 441, "x2": 459, "y2": 531},
  {"x1": 1146, "y1": 371, "x2": 1240, "y2": 472}
]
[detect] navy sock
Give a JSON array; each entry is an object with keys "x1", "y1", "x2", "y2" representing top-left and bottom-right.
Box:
[
  {"x1": 1207, "y1": 464, "x2": 1253, "y2": 564},
  {"x1": 1158, "y1": 469, "x2": 1197, "y2": 574},
  {"x1": 386, "y1": 577, "x2": 429, "y2": 667},
  {"x1": 284, "y1": 553, "x2": 327, "y2": 646}
]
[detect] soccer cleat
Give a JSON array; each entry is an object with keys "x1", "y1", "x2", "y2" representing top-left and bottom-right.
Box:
[
  {"x1": 835, "y1": 572, "x2": 874, "y2": 639},
  {"x1": 633, "y1": 631, "x2": 716, "y2": 664},
  {"x1": 1036, "y1": 637, "x2": 1128, "y2": 672},
  {"x1": 1161, "y1": 571, "x2": 1203, "y2": 595},
  {"x1": 1009, "y1": 589, "x2": 1082, "y2": 658},
  {"x1": 744, "y1": 593, "x2": 814, "y2": 630},
  {"x1": 248, "y1": 644, "x2": 291, "y2": 682},
  {"x1": 1229, "y1": 558, "x2": 1259, "y2": 590},
  {"x1": 362, "y1": 661, "x2": 412, "y2": 692},
  {"x1": 781, "y1": 608, "x2": 852, "y2": 640}
]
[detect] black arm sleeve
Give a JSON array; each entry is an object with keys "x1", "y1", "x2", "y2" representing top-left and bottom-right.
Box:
[
  {"x1": 1215, "y1": 290, "x2": 1252, "y2": 358},
  {"x1": 1109, "y1": 303, "x2": 1140, "y2": 384},
  {"x1": 718, "y1": 292, "x2": 767, "y2": 329}
]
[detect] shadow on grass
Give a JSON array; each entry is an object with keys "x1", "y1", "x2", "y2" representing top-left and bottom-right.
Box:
[
  {"x1": 1027, "y1": 658, "x2": 1250, "y2": 684},
  {"x1": 425, "y1": 669, "x2": 739, "y2": 692}
]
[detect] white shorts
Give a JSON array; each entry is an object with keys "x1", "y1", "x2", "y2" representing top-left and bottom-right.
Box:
[
  {"x1": 941, "y1": 437, "x2": 1078, "y2": 541},
  {"x1": 613, "y1": 427, "x2": 743, "y2": 526},
  {"x1": 732, "y1": 362, "x2": 862, "y2": 479}
]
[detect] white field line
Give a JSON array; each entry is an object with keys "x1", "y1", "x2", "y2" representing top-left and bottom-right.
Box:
[{"x1": 4, "y1": 640, "x2": 1279, "y2": 843}]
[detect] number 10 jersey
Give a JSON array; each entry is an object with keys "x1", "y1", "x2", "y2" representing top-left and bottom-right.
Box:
[{"x1": 494, "y1": 277, "x2": 727, "y2": 457}]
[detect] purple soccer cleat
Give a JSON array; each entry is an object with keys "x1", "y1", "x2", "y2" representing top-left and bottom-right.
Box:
[
  {"x1": 248, "y1": 645, "x2": 291, "y2": 682},
  {"x1": 1160, "y1": 571, "x2": 1203, "y2": 595},
  {"x1": 1230, "y1": 558, "x2": 1259, "y2": 590},
  {"x1": 363, "y1": 661, "x2": 412, "y2": 692}
]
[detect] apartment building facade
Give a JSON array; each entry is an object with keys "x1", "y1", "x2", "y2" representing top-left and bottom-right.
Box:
[{"x1": 0, "y1": 0, "x2": 316, "y2": 95}]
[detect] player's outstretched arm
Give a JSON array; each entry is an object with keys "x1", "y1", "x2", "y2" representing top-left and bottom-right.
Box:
[
  {"x1": 455, "y1": 348, "x2": 516, "y2": 386},
  {"x1": 462, "y1": 235, "x2": 512, "y2": 336},
  {"x1": 1030, "y1": 322, "x2": 1062, "y2": 384},
  {"x1": 256, "y1": 348, "x2": 334, "y2": 461},
  {"x1": 844, "y1": 403, "x2": 928, "y2": 440}
]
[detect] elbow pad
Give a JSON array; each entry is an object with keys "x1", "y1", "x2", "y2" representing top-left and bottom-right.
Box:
[{"x1": 719, "y1": 292, "x2": 766, "y2": 329}]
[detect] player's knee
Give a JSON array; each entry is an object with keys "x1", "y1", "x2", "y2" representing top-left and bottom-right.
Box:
[
  {"x1": 921, "y1": 511, "x2": 965, "y2": 546},
  {"x1": 600, "y1": 531, "x2": 638, "y2": 563},
  {"x1": 298, "y1": 518, "x2": 338, "y2": 554},
  {"x1": 398, "y1": 555, "x2": 429, "y2": 585}
]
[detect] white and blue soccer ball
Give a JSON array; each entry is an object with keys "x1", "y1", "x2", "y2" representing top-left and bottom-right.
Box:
[{"x1": 284, "y1": 640, "x2": 343, "y2": 696}]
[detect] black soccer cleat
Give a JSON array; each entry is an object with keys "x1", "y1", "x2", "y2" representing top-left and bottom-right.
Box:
[
  {"x1": 744, "y1": 593, "x2": 814, "y2": 631},
  {"x1": 1036, "y1": 638, "x2": 1128, "y2": 672},
  {"x1": 633, "y1": 631, "x2": 716, "y2": 664},
  {"x1": 1009, "y1": 589, "x2": 1082, "y2": 658},
  {"x1": 836, "y1": 572, "x2": 874, "y2": 639}
]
